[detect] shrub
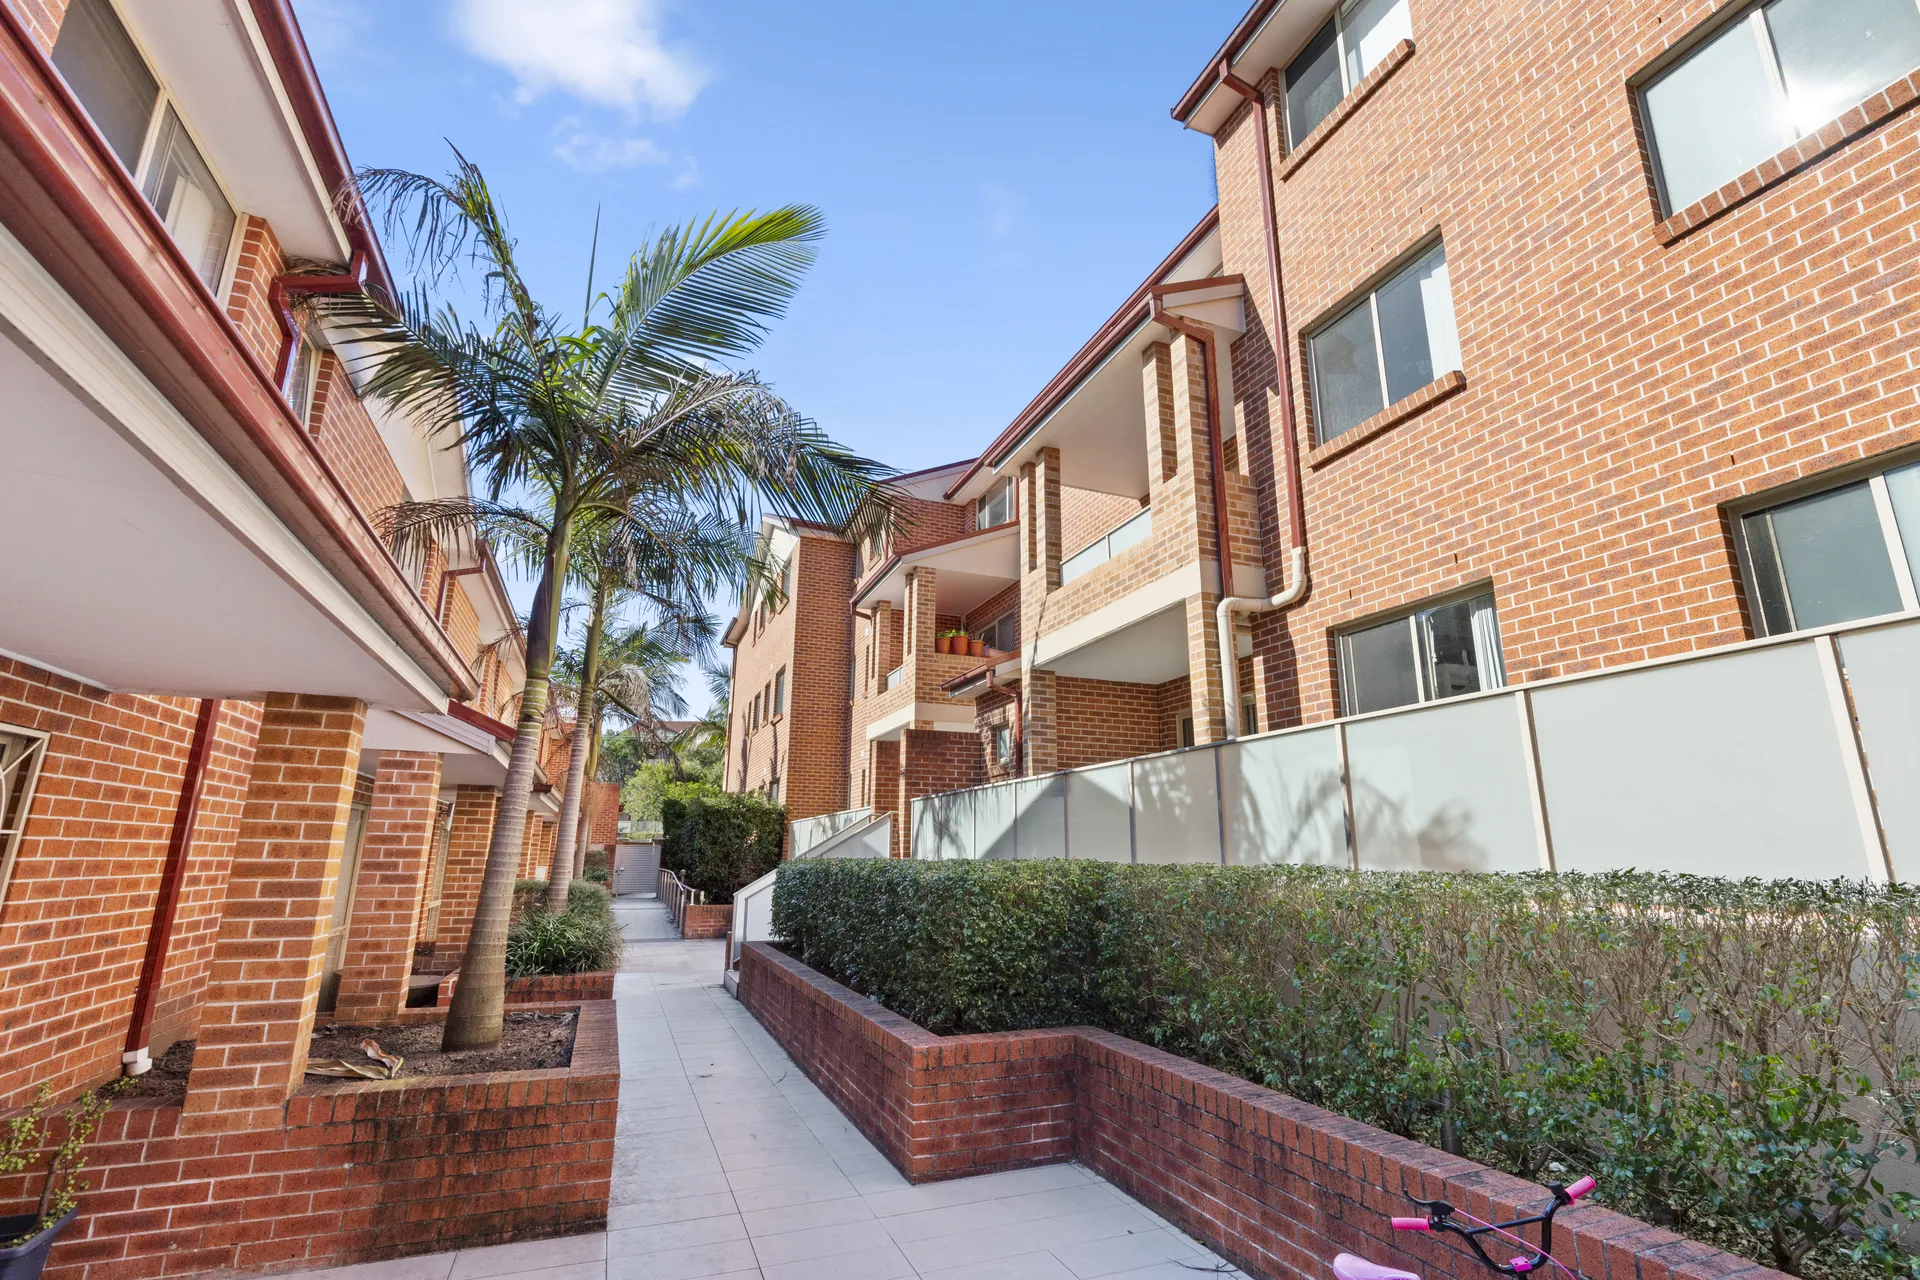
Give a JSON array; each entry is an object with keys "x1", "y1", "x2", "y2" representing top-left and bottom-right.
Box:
[
  {"x1": 510, "y1": 877, "x2": 548, "y2": 921},
  {"x1": 623, "y1": 766, "x2": 719, "y2": 825},
  {"x1": 503, "y1": 875, "x2": 620, "y2": 977},
  {"x1": 662, "y1": 791, "x2": 784, "y2": 903},
  {"x1": 773, "y1": 861, "x2": 1920, "y2": 1279},
  {"x1": 585, "y1": 866, "x2": 611, "y2": 886}
]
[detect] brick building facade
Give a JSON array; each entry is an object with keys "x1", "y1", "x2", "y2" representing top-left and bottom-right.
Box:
[
  {"x1": 0, "y1": 0, "x2": 580, "y2": 1273},
  {"x1": 723, "y1": 0, "x2": 1920, "y2": 862}
]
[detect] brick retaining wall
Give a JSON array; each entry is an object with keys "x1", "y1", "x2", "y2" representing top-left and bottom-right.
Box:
[
  {"x1": 434, "y1": 969, "x2": 615, "y2": 1007},
  {"x1": 681, "y1": 903, "x2": 732, "y2": 940},
  {"x1": 3, "y1": 1002, "x2": 617, "y2": 1280},
  {"x1": 738, "y1": 944, "x2": 1781, "y2": 1280}
]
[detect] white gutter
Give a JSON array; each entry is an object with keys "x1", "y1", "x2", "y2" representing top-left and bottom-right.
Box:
[{"x1": 1217, "y1": 547, "x2": 1309, "y2": 739}]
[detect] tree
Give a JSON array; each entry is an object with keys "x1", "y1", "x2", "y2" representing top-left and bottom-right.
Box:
[{"x1": 338, "y1": 150, "x2": 895, "y2": 1049}]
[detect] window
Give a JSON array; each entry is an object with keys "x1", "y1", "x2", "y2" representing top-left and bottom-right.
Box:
[
  {"x1": 975, "y1": 610, "x2": 1018, "y2": 654},
  {"x1": 768, "y1": 779, "x2": 780, "y2": 805},
  {"x1": 1178, "y1": 716, "x2": 1196, "y2": 748},
  {"x1": 1642, "y1": 0, "x2": 1920, "y2": 215},
  {"x1": 750, "y1": 693, "x2": 761, "y2": 730},
  {"x1": 772, "y1": 668, "x2": 787, "y2": 717},
  {"x1": 285, "y1": 334, "x2": 320, "y2": 429},
  {"x1": 0, "y1": 728, "x2": 50, "y2": 906},
  {"x1": 52, "y1": 0, "x2": 236, "y2": 293},
  {"x1": 1242, "y1": 701, "x2": 1258, "y2": 735},
  {"x1": 1284, "y1": 0, "x2": 1413, "y2": 146},
  {"x1": 1307, "y1": 242, "x2": 1461, "y2": 443},
  {"x1": 1740, "y1": 461, "x2": 1920, "y2": 634},
  {"x1": 1339, "y1": 591, "x2": 1506, "y2": 716},
  {"x1": 977, "y1": 477, "x2": 1015, "y2": 528},
  {"x1": 778, "y1": 557, "x2": 793, "y2": 604},
  {"x1": 991, "y1": 723, "x2": 1012, "y2": 765}
]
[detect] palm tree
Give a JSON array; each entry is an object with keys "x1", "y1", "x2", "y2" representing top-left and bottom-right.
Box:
[
  {"x1": 337, "y1": 150, "x2": 896, "y2": 1049},
  {"x1": 543, "y1": 514, "x2": 729, "y2": 909}
]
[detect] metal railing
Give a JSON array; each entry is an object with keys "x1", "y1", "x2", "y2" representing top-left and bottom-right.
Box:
[
  {"x1": 1061, "y1": 506, "x2": 1153, "y2": 584},
  {"x1": 912, "y1": 612, "x2": 1920, "y2": 883},
  {"x1": 658, "y1": 867, "x2": 705, "y2": 925}
]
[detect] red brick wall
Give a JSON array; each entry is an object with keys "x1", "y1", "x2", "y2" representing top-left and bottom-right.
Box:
[
  {"x1": 0, "y1": 1001, "x2": 617, "y2": 1280},
  {"x1": 739, "y1": 944, "x2": 1075, "y2": 1181},
  {"x1": 0, "y1": 658, "x2": 262, "y2": 1108},
  {"x1": 431, "y1": 786, "x2": 494, "y2": 956},
  {"x1": 1054, "y1": 677, "x2": 1163, "y2": 771},
  {"x1": 681, "y1": 903, "x2": 730, "y2": 940},
  {"x1": 1059, "y1": 487, "x2": 1146, "y2": 562},
  {"x1": 1207, "y1": 4, "x2": 1920, "y2": 731},
  {"x1": 585, "y1": 780, "x2": 619, "y2": 847},
  {"x1": 7, "y1": 0, "x2": 68, "y2": 52},
  {"x1": 223, "y1": 217, "x2": 284, "y2": 371},
  {"x1": 740, "y1": 943, "x2": 1783, "y2": 1280}
]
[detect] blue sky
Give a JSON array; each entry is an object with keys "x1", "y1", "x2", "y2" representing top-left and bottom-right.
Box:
[{"x1": 293, "y1": 0, "x2": 1244, "y2": 712}]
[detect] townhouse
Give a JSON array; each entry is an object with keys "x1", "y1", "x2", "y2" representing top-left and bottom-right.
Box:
[
  {"x1": 731, "y1": 0, "x2": 1920, "y2": 872},
  {"x1": 0, "y1": 0, "x2": 575, "y2": 1271}
]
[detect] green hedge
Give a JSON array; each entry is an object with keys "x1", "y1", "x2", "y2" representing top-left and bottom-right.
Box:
[
  {"x1": 505, "y1": 877, "x2": 620, "y2": 977},
  {"x1": 773, "y1": 861, "x2": 1920, "y2": 1279},
  {"x1": 662, "y1": 791, "x2": 785, "y2": 904}
]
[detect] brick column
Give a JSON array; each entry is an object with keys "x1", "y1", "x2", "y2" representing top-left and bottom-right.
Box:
[
  {"x1": 333, "y1": 751, "x2": 442, "y2": 1023},
  {"x1": 436, "y1": 785, "x2": 496, "y2": 956},
  {"x1": 1185, "y1": 593, "x2": 1228, "y2": 744},
  {"x1": 1142, "y1": 341, "x2": 1178, "y2": 485},
  {"x1": 870, "y1": 602, "x2": 894, "y2": 694},
  {"x1": 904, "y1": 567, "x2": 937, "y2": 669},
  {"x1": 518, "y1": 815, "x2": 543, "y2": 879},
  {"x1": 1165, "y1": 332, "x2": 1230, "y2": 743},
  {"x1": 182, "y1": 694, "x2": 365, "y2": 1133},
  {"x1": 1024, "y1": 667, "x2": 1059, "y2": 775}
]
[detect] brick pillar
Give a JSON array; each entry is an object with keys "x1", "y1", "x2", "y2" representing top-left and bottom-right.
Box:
[
  {"x1": 870, "y1": 602, "x2": 894, "y2": 694},
  {"x1": 904, "y1": 567, "x2": 937, "y2": 668},
  {"x1": 436, "y1": 786, "x2": 496, "y2": 956},
  {"x1": 333, "y1": 751, "x2": 442, "y2": 1023},
  {"x1": 1024, "y1": 667, "x2": 1059, "y2": 775},
  {"x1": 1142, "y1": 341, "x2": 1178, "y2": 485},
  {"x1": 1185, "y1": 593, "x2": 1228, "y2": 744},
  {"x1": 519, "y1": 815, "x2": 543, "y2": 879},
  {"x1": 182, "y1": 693, "x2": 365, "y2": 1133}
]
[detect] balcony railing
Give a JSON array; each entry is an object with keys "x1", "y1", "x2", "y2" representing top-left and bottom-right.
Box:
[
  {"x1": 910, "y1": 610, "x2": 1920, "y2": 883},
  {"x1": 883, "y1": 665, "x2": 904, "y2": 691},
  {"x1": 1061, "y1": 506, "x2": 1152, "y2": 584}
]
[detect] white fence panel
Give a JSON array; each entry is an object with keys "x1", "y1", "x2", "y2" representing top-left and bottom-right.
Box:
[
  {"x1": 1840, "y1": 619, "x2": 1920, "y2": 880},
  {"x1": 809, "y1": 813, "x2": 891, "y2": 859},
  {"x1": 1346, "y1": 695, "x2": 1541, "y2": 873},
  {"x1": 731, "y1": 867, "x2": 778, "y2": 966},
  {"x1": 1531, "y1": 641, "x2": 1868, "y2": 878},
  {"x1": 1219, "y1": 728, "x2": 1345, "y2": 867},
  {"x1": 1066, "y1": 762, "x2": 1133, "y2": 862},
  {"x1": 791, "y1": 807, "x2": 869, "y2": 856},
  {"x1": 975, "y1": 782, "x2": 1018, "y2": 860},
  {"x1": 912, "y1": 792, "x2": 970, "y2": 860},
  {"x1": 1132, "y1": 750, "x2": 1221, "y2": 864},
  {"x1": 1016, "y1": 776, "x2": 1066, "y2": 860}
]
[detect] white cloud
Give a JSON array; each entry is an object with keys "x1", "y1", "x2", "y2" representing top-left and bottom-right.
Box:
[
  {"x1": 452, "y1": 0, "x2": 707, "y2": 117},
  {"x1": 552, "y1": 120, "x2": 670, "y2": 172},
  {"x1": 670, "y1": 156, "x2": 701, "y2": 190},
  {"x1": 982, "y1": 183, "x2": 1025, "y2": 239}
]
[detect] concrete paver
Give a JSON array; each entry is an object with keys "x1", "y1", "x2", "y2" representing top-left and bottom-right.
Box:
[{"x1": 275, "y1": 896, "x2": 1247, "y2": 1280}]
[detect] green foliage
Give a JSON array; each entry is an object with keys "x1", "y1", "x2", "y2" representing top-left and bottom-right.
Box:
[
  {"x1": 511, "y1": 877, "x2": 548, "y2": 921},
  {"x1": 0, "y1": 1080, "x2": 125, "y2": 1245},
  {"x1": 504, "y1": 877, "x2": 621, "y2": 978},
  {"x1": 774, "y1": 861, "x2": 1920, "y2": 1279},
  {"x1": 622, "y1": 765, "x2": 721, "y2": 824},
  {"x1": 662, "y1": 791, "x2": 785, "y2": 903}
]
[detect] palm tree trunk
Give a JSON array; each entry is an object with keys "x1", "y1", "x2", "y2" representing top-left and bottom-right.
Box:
[
  {"x1": 443, "y1": 520, "x2": 572, "y2": 1052},
  {"x1": 546, "y1": 581, "x2": 607, "y2": 910},
  {"x1": 573, "y1": 703, "x2": 605, "y2": 880}
]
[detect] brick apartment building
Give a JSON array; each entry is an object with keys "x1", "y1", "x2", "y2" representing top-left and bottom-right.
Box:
[
  {"x1": 0, "y1": 0, "x2": 577, "y2": 1273},
  {"x1": 726, "y1": 0, "x2": 1920, "y2": 859}
]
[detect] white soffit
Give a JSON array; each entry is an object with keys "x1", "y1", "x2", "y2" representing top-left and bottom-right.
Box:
[
  {"x1": 1046, "y1": 606, "x2": 1191, "y2": 685},
  {"x1": 858, "y1": 526, "x2": 1019, "y2": 614},
  {"x1": 121, "y1": 0, "x2": 348, "y2": 262},
  {"x1": 0, "y1": 222, "x2": 443, "y2": 709},
  {"x1": 1184, "y1": 0, "x2": 1344, "y2": 136}
]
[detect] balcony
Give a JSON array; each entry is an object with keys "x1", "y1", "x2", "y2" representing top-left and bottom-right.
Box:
[{"x1": 1061, "y1": 507, "x2": 1153, "y2": 584}]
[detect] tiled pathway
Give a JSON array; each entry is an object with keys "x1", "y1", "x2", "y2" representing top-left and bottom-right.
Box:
[{"x1": 277, "y1": 897, "x2": 1247, "y2": 1280}]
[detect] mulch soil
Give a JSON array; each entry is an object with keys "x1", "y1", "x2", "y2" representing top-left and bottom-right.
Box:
[{"x1": 119, "y1": 1011, "x2": 578, "y2": 1100}]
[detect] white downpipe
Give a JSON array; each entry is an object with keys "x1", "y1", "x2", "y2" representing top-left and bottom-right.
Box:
[{"x1": 1216, "y1": 547, "x2": 1309, "y2": 740}]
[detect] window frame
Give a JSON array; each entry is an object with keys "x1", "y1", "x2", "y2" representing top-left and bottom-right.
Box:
[
  {"x1": 1637, "y1": 0, "x2": 1920, "y2": 217},
  {"x1": 0, "y1": 725, "x2": 51, "y2": 908},
  {"x1": 976, "y1": 610, "x2": 1017, "y2": 654},
  {"x1": 53, "y1": 0, "x2": 241, "y2": 301},
  {"x1": 1305, "y1": 237, "x2": 1458, "y2": 445},
  {"x1": 977, "y1": 477, "x2": 1016, "y2": 529},
  {"x1": 1734, "y1": 459, "x2": 1920, "y2": 637},
  {"x1": 1335, "y1": 586, "x2": 1508, "y2": 717},
  {"x1": 990, "y1": 723, "x2": 1012, "y2": 765},
  {"x1": 1284, "y1": 0, "x2": 1413, "y2": 148},
  {"x1": 772, "y1": 668, "x2": 787, "y2": 718}
]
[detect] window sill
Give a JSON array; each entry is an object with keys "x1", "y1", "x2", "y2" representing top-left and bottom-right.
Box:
[
  {"x1": 1278, "y1": 39, "x2": 1415, "y2": 182},
  {"x1": 1656, "y1": 69, "x2": 1920, "y2": 245},
  {"x1": 1307, "y1": 369, "x2": 1466, "y2": 468}
]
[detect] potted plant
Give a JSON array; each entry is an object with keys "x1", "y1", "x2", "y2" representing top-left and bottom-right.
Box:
[
  {"x1": 0, "y1": 1082, "x2": 120, "y2": 1280},
  {"x1": 967, "y1": 636, "x2": 985, "y2": 657},
  {"x1": 936, "y1": 629, "x2": 963, "y2": 655}
]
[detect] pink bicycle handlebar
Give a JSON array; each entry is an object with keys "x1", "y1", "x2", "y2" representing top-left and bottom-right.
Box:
[
  {"x1": 1566, "y1": 1177, "x2": 1596, "y2": 1201},
  {"x1": 1391, "y1": 1217, "x2": 1432, "y2": 1232}
]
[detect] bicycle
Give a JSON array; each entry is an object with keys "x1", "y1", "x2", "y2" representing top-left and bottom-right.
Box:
[{"x1": 1333, "y1": 1175, "x2": 1597, "y2": 1280}]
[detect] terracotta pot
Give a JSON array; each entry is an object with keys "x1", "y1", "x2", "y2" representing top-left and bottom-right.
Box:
[
  {"x1": 936, "y1": 636, "x2": 952, "y2": 655},
  {"x1": 968, "y1": 638, "x2": 985, "y2": 657}
]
